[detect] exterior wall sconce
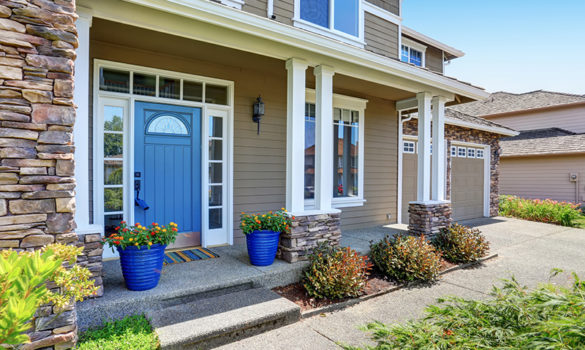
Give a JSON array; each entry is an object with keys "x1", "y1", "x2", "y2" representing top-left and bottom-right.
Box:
[{"x1": 253, "y1": 96, "x2": 264, "y2": 134}]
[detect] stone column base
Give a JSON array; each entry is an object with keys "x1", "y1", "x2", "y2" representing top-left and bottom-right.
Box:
[
  {"x1": 408, "y1": 201, "x2": 452, "y2": 238},
  {"x1": 76, "y1": 233, "x2": 104, "y2": 298},
  {"x1": 278, "y1": 211, "x2": 341, "y2": 263}
]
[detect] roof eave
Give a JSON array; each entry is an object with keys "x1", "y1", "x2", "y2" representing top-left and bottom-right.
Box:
[
  {"x1": 402, "y1": 26, "x2": 465, "y2": 58},
  {"x1": 445, "y1": 117, "x2": 519, "y2": 136}
]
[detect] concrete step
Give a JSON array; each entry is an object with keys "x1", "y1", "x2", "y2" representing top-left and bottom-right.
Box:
[{"x1": 147, "y1": 287, "x2": 301, "y2": 350}]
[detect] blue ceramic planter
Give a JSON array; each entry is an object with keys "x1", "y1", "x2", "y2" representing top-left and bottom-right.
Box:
[
  {"x1": 117, "y1": 244, "x2": 166, "y2": 291},
  {"x1": 246, "y1": 230, "x2": 280, "y2": 266}
]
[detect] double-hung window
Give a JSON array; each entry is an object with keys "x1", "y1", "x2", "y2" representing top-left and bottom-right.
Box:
[
  {"x1": 296, "y1": 0, "x2": 363, "y2": 46},
  {"x1": 304, "y1": 92, "x2": 366, "y2": 208},
  {"x1": 400, "y1": 38, "x2": 426, "y2": 67}
]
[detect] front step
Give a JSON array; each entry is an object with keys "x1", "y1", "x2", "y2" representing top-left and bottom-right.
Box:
[{"x1": 147, "y1": 287, "x2": 301, "y2": 349}]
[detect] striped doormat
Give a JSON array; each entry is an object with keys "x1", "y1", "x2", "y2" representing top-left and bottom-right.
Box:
[{"x1": 163, "y1": 247, "x2": 219, "y2": 266}]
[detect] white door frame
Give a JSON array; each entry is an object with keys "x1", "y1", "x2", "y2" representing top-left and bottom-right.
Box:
[{"x1": 92, "y1": 60, "x2": 234, "y2": 258}]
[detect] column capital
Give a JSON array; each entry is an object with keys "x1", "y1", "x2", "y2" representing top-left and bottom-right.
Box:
[
  {"x1": 285, "y1": 58, "x2": 308, "y2": 71},
  {"x1": 416, "y1": 91, "x2": 433, "y2": 101},
  {"x1": 314, "y1": 65, "x2": 335, "y2": 77},
  {"x1": 431, "y1": 95, "x2": 450, "y2": 104},
  {"x1": 77, "y1": 6, "x2": 93, "y2": 26}
]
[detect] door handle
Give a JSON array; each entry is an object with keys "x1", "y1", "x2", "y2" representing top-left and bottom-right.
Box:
[{"x1": 134, "y1": 179, "x2": 150, "y2": 210}]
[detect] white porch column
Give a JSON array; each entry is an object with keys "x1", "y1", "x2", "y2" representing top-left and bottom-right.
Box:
[
  {"x1": 73, "y1": 8, "x2": 92, "y2": 233},
  {"x1": 431, "y1": 96, "x2": 447, "y2": 201},
  {"x1": 285, "y1": 58, "x2": 308, "y2": 212},
  {"x1": 416, "y1": 92, "x2": 432, "y2": 202},
  {"x1": 314, "y1": 65, "x2": 335, "y2": 211}
]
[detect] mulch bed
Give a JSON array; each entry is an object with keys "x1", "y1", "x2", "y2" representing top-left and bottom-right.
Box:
[{"x1": 274, "y1": 258, "x2": 459, "y2": 312}]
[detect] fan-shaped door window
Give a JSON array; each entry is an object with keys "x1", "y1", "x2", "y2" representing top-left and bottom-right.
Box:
[{"x1": 147, "y1": 114, "x2": 189, "y2": 135}]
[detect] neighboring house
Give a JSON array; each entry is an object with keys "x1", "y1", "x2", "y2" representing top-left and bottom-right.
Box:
[
  {"x1": 450, "y1": 91, "x2": 585, "y2": 204},
  {"x1": 0, "y1": 1, "x2": 518, "y2": 347}
]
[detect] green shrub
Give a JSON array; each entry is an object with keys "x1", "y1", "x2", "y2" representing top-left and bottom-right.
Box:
[
  {"x1": 433, "y1": 223, "x2": 490, "y2": 264},
  {"x1": 0, "y1": 244, "x2": 97, "y2": 345},
  {"x1": 347, "y1": 273, "x2": 585, "y2": 350},
  {"x1": 499, "y1": 195, "x2": 583, "y2": 227},
  {"x1": 369, "y1": 235, "x2": 441, "y2": 283},
  {"x1": 303, "y1": 242, "x2": 372, "y2": 299},
  {"x1": 78, "y1": 315, "x2": 158, "y2": 350}
]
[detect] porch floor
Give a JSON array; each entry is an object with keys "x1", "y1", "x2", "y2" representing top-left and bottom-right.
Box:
[{"x1": 77, "y1": 224, "x2": 407, "y2": 330}]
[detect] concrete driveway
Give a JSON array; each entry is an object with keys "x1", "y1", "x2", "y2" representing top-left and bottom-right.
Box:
[{"x1": 218, "y1": 217, "x2": 585, "y2": 349}]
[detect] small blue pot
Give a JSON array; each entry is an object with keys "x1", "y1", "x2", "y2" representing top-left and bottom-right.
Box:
[
  {"x1": 246, "y1": 230, "x2": 280, "y2": 266},
  {"x1": 117, "y1": 244, "x2": 166, "y2": 291}
]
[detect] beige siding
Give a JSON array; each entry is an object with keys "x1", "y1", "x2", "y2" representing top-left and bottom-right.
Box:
[
  {"x1": 366, "y1": 0, "x2": 400, "y2": 15},
  {"x1": 273, "y1": 0, "x2": 294, "y2": 25},
  {"x1": 341, "y1": 97, "x2": 398, "y2": 229},
  {"x1": 500, "y1": 155, "x2": 585, "y2": 203},
  {"x1": 242, "y1": 0, "x2": 267, "y2": 17},
  {"x1": 425, "y1": 46, "x2": 443, "y2": 74},
  {"x1": 488, "y1": 106, "x2": 585, "y2": 133},
  {"x1": 364, "y1": 12, "x2": 399, "y2": 59}
]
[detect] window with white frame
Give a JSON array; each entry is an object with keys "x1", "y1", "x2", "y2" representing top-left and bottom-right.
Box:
[
  {"x1": 467, "y1": 148, "x2": 476, "y2": 158},
  {"x1": 400, "y1": 38, "x2": 426, "y2": 67},
  {"x1": 451, "y1": 145, "x2": 457, "y2": 156},
  {"x1": 457, "y1": 147, "x2": 467, "y2": 158},
  {"x1": 304, "y1": 94, "x2": 366, "y2": 207},
  {"x1": 403, "y1": 141, "x2": 415, "y2": 154},
  {"x1": 296, "y1": 0, "x2": 363, "y2": 45},
  {"x1": 476, "y1": 149, "x2": 484, "y2": 159}
]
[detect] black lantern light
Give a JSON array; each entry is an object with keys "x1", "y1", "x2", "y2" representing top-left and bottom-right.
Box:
[{"x1": 253, "y1": 95, "x2": 265, "y2": 134}]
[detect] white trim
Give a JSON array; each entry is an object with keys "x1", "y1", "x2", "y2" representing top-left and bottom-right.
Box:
[
  {"x1": 87, "y1": 0, "x2": 487, "y2": 100},
  {"x1": 396, "y1": 112, "x2": 413, "y2": 224},
  {"x1": 457, "y1": 146, "x2": 467, "y2": 158},
  {"x1": 416, "y1": 92, "x2": 432, "y2": 202},
  {"x1": 219, "y1": 0, "x2": 243, "y2": 10},
  {"x1": 401, "y1": 37, "x2": 427, "y2": 54},
  {"x1": 93, "y1": 59, "x2": 234, "y2": 251},
  {"x1": 285, "y1": 58, "x2": 308, "y2": 213},
  {"x1": 402, "y1": 26, "x2": 464, "y2": 58},
  {"x1": 362, "y1": 1, "x2": 402, "y2": 25},
  {"x1": 74, "y1": 9, "x2": 92, "y2": 234},
  {"x1": 400, "y1": 37, "x2": 426, "y2": 68},
  {"x1": 314, "y1": 65, "x2": 335, "y2": 211},
  {"x1": 431, "y1": 96, "x2": 447, "y2": 201}
]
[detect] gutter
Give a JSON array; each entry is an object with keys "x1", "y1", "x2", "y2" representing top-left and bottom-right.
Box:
[
  {"x1": 482, "y1": 101, "x2": 585, "y2": 119},
  {"x1": 445, "y1": 117, "x2": 519, "y2": 137},
  {"x1": 502, "y1": 151, "x2": 585, "y2": 158},
  {"x1": 121, "y1": 0, "x2": 489, "y2": 100},
  {"x1": 402, "y1": 26, "x2": 464, "y2": 58}
]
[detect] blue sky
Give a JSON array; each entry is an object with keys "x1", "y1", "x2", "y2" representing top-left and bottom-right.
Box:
[{"x1": 402, "y1": 1, "x2": 585, "y2": 95}]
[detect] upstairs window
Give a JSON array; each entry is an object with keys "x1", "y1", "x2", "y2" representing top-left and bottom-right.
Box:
[
  {"x1": 300, "y1": 0, "x2": 359, "y2": 36},
  {"x1": 400, "y1": 38, "x2": 426, "y2": 67}
]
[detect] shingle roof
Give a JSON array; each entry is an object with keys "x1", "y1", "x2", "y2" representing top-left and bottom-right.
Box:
[
  {"x1": 445, "y1": 108, "x2": 516, "y2": 134},
  {"x1": 501, "y1": 130, "x2": 585, "y2": 157},
  {"x1": 448, "y1": 90, "x2": 585, "y2": 117}
]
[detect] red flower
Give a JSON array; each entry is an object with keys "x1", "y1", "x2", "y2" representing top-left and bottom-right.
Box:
[
  {"x1": 172, "y1": 227, "x2": 178, "y2": 232},
  {"x1": 120, "y1": 221, "x2": 126, "y2": 224},
  {"x1": 115, "y1": 226, "x2": 120, "y2": 231},
  {"x1": 151, "y1": 232, "x2": 155, "y2": 236}
]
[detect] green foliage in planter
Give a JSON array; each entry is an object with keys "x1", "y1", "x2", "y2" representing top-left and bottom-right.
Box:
[
  {"x1": 303, "y1": 242, "x2": 372, "y2": 299},
  {"x1": 433, "y1": 223, "x2": 490, "y2": 264},
  {"x1": 0, "y1": 244, "x2": 97, "y2": 345},
  {"x1": 499, "y1": 195, "x2": 583, "y2": 227},
  {"x1": 369, "y1": 235, "x2": 441, "y2": 283},
  {"x1": 78, "y1": 315, "x2": 158, "y2": 350},
  {"x1": 240, "y1": 209, "x2": 292, "y2": 235},
  {"x1": 346, "y1": 273, "x2": 585, "y2": 350}
]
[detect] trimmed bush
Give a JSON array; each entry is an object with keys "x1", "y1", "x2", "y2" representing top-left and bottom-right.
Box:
[
  {"x1": 499, "y1": 195, "x2": 583, "y2": 227},
  {"x1": 303, "y1": 242, "x2": 372, "y2": 299},
  {"x1": 370, "y1": 235, "x2": 441, "y2": 283},
  {"x1": 433, "y1": 223, "x2": 490, "y2": 264}
]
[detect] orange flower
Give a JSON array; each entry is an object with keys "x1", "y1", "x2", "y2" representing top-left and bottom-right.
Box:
[{"x1": 172, "y1": 227, "x2": 178, "y2": 232}]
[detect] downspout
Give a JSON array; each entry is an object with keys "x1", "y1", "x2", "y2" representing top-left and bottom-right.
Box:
[
  {"x1": 267, "y1": 0, "x2": 274, "y2": 19},
  {"x1": 397, "y1": 111, "x2": 414, "y2": 224}
]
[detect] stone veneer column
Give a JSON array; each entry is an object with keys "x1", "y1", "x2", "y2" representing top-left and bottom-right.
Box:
[
  {"x1": 0, "y1": 1, "x2": 79, "y2": 349},
  {"x1": 408, "y1": 202, "x2": 452, "y2": 238},
  {"x1": 278, "y1": 212, "x2": 341, "y2": 263}
]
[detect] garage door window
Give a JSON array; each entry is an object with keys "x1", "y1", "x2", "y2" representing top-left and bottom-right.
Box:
[
  {"x1": 457, "y1": 147, "x2": 467, "y2": 158},
  {"x1": 451, "y1": 146, "x2": 457, "y2": 156},
  {"x1": 403, "y1": 141, "x2": 415, "y2": 154},
  {"x1": 467, "y1": 148, "x2": 476, "y2": 158},
  {"x1": 476, "y1": 149, "x2": 484, "y2": 159}
]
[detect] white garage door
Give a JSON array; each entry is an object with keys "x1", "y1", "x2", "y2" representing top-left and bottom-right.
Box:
[{"x1": 401, "y1": 141, "x2": 486, "y2": 223}]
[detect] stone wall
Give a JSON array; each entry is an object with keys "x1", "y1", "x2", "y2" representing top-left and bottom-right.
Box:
[
  {"x1": 407, "y1": 202, "x2": 452, "y2": 237},
  {"x1": 404, "y1": 120, "x2": 501, "y2": 216},
  {"x1": 76, "y1": 233, "x2": 104, "y2": 298},
  {"x1": 0, "y1": 0, "x2": 79, "y2": 349},
  {"x1": 278, "y1": 212, "x2": 341, "y2": 263}
]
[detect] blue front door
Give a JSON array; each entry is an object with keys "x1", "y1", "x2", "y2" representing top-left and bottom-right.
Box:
[{"x1": 134, "y1": 102, "x2": 201, "y2": 247}]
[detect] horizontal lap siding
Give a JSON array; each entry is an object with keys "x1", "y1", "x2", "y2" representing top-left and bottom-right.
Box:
[
  {"x1": 273, "y1": 0, "x2": 294, "y2": 25},
  {"x1": 488, "y1": 106, "x2": 585, "y2": 133},
  {"x1": 500, "y1": 155, "x2": 585, "y2": 204},
  {"x1": 341, "y1": 96, "x2": 398, "y2": 229},
  {"x1": 425, "y1": 46, "x2": 443, "y2": 74},
  {"x1": 366, "y1": 0, "x2": 400, "y2": 15},
  {"x1": 243, "y1": 0, "x2": 268, "y2": 17},
  {"x1": 365, "y1": 13, "x2": 399, "y2": 59}
]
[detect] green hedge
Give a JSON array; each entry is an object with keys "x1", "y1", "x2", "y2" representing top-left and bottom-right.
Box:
[{"x1": 499, "y1": 195, "x2": 583, "y2": 227}]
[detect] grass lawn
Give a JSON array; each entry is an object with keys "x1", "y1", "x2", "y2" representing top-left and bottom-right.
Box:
[
  {"x1": 348, "y1": 273, "x2": 585, "y2": 349},
  {"x1": 77, "y1": 315, "x2": 158, "y2": 350}
]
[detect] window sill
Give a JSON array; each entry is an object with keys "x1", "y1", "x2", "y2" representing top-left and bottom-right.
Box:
[
  {"x1": 304, "y1": 198, "x2": 366, "y2": 210},
  {"x1": 292, "y1": 18, "x2": 365, "y2": 48}
]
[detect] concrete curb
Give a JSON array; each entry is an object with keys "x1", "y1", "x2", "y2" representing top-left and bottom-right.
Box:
[{"x1": 301, "y1": 253, "x2": 499, "y2": 319}]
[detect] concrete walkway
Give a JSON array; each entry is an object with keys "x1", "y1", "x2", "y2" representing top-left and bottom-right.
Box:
[{"x1": 218, "y1": 217, "x2": 585, "y2": 349}]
